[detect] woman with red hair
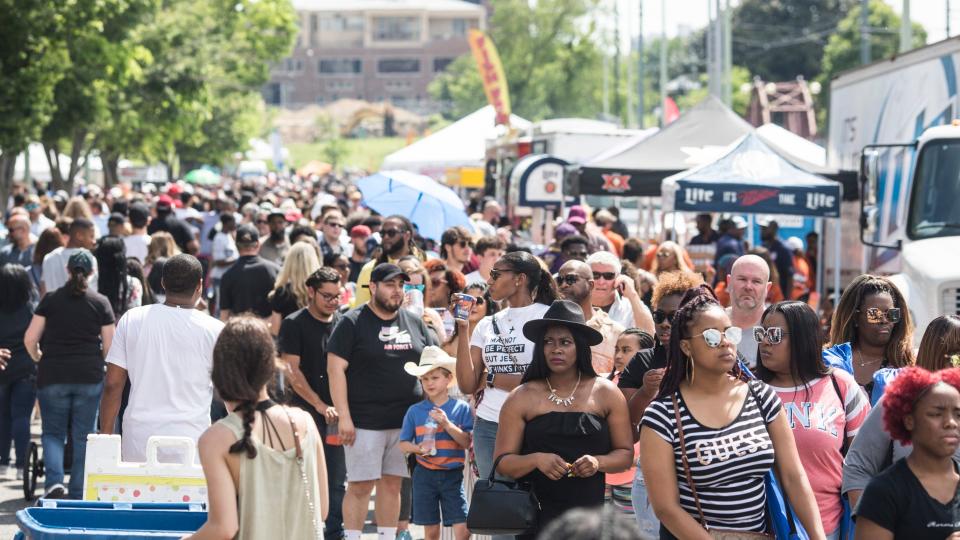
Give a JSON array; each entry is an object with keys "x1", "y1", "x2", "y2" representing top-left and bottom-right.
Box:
[{"x1": 854, "y1": 367, "x2": 960, "y2": 540}]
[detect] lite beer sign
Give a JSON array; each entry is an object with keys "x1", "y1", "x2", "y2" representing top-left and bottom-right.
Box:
[{"x1": 680, "y1": 185, "x2": 838, "y2": 215}]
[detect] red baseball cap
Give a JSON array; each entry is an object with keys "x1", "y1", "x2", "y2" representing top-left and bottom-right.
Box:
[
  {"x1": 156, "y1": 194, "x2": 174, "y2": 210},
  {"x1": 350, "y1": 225, "x2": 372, "y2": 238}
]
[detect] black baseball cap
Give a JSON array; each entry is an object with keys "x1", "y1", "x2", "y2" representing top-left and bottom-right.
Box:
[
  {"x1": 235, "y1": 224, "x2": 260, "y2": 245},
  {"x1": 370, "y1": 263, "x2": 409, "y2": 283}
]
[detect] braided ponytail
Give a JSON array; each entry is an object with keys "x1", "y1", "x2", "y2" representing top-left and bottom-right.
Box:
[
  {"x1": 229, "y1": 401, "x2": 259, "y2": 458},
  {"x1": 658, "y1": 284, "x2": 746, "y2": 398}
]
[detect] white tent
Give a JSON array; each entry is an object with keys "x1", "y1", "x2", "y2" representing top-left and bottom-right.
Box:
[{"x1": 381, "y1": 106, "x2": 531, "y2": 180}]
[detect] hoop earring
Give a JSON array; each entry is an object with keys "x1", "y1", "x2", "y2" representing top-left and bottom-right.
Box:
[{"x1": 686, "y1": 355, "x2": 695, "y2": 384}]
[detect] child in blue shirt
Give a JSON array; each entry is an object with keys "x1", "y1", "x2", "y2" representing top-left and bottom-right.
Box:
[{"x1": 400, "y1": 346, "x2": 473, "y2": 540}]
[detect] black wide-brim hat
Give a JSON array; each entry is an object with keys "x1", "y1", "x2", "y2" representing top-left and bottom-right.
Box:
[{"x1": 523, "y1": 299, "x2": 604, "y2": 346}]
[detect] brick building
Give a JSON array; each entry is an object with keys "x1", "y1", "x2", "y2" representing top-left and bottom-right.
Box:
[{"x1": 263, "y1": 0, "x2": 485, "y2": 114}]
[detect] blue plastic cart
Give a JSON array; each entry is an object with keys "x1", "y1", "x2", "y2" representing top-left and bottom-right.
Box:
[{"x1": 14, "y1": 499, "x2": 207, "y2": 539}]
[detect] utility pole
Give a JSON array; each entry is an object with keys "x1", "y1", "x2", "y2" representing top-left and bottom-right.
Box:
[
  {"x1": 638, "y1": 0, "x2": 645, "y2": 128},
  {"x1": 860, "y1": 0, "x2": 870, "y2": 65},
  {"x1": 707, "y1": 0, "x2": 715, "y2": 97},
  {"x1": 614, "y1": 0, "x2": 622, "y2": 124},
  {"x1": 948, "y1": 0, "x2": 952, "y2": 38},
  {"x1": 900, "y1": 0, "x2": 912, "y2": 52},
  {"x1": 715, "y1": 0, "x2": 723, "y2": 100},
  {"x1": 660, "y1": 0, "x2": 667, "y2": 126},
  {"x1": 723, "y1": 0, "x2": 732, "y2": 106}
]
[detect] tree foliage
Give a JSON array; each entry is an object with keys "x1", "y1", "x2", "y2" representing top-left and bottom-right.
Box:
[{"x1": 430, "y1": 0, "x2": 604, "y2": 121}]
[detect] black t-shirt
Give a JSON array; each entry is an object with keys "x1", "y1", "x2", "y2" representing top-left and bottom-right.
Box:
[
  {"x1": 270, "y1": 285, "x2": 301, "y2": 319},
  {"x1": 348, "y1": 258, "x2": 367, "y2": 284},
  {"x1": 857, "y1": 459, "x2": 960, "y2": 539},
  {"x1": 0, "y1": 303, "x2": 36, "y2": 383},
  {"x1": 279, "y1": 308, "x2": 340, "y2": 412},
  {"x1": 147, "y1": 212, "x2": 195, "y2": 252},
  {"x1": 219, "y1": 255, "x2": 280, "y2": 318},
  {"x1": 617, "y1": 345, "x2": 667, "y2": 390},
  {"x1": 34, "y1": 287, "x2": 115, "y2": 387},
  {"x1": 326, "y1": 305, "x2": 438, "y2": 430}
]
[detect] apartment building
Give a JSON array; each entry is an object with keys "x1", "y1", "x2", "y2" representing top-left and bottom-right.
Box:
[{"x1": 263, "y1": 0, "x2": 485, "y2": 114}]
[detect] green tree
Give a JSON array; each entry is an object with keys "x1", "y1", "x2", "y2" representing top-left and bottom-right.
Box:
[
  {"x1": 430, "y1": 0, "x2": 604, "y2": 121},
  {"x1": 732, "y1": 0, "x2": 857, "y2": 81},
  {"x1": 0, "y1": 1, "x2": 67, "y2": 205},
  {"x1": 817, "y1": 0, "x2": 926, "y2": 127}
]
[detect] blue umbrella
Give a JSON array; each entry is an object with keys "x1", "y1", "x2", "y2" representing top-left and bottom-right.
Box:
[{"x1": 356, "y1": 170, "x2": 472, "y2": 241}]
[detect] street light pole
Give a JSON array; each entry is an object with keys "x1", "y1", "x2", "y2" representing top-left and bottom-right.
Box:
[
  {"x1": 638, "y1": 0, "x2": 645, "y2": 128},
  {"x1": 900, "y1": 0, "x2": 912, "y2": 52},
  {"x1": 660, "y1": 0, "x2": 667, "y2": 125},
  {"x1": 723, "y1": 0, "x2": 732, "y2": 106},
  {"x1": 860, "y1": 0, "x2": 870, "y2": 65}
]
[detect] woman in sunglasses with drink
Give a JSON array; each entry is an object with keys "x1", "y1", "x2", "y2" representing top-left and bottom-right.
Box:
[
  {"x1": 755, "y1": 301, "x2": 870, "y2": 540},
  {"x1": 454, "y1": 251, "x2": 557, "y2": 540},
  {"x1": 441, "y1": 283, "x2": 497, "y2": 358},
  {"x1": 639, "y1": 285, "x2": 825, "y2": 540},
  {"x1": 823, "y1": 274, "x2": 915, "y2": 404}
]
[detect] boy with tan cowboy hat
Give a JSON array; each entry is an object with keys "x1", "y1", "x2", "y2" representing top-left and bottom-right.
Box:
[{"x1": 399, "y1": 346, "x2": 473, "y2": 540}]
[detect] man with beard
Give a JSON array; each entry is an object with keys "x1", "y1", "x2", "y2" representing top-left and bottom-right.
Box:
[
  {"x1": 725, "y1": 254, "x2": 772, "y2": 369},
  {"x1": 258, "y1": 209, "x2": 290, "y2": 265},
  {"x1": 328, "y1": 263, "x2": 437, "y2": 540},
  {"x1": 557, "y1": 260, "x2": 624, "y2": 374},
  {"x1": 352, "y1": 215, "x2": 422, "y2": 307}
]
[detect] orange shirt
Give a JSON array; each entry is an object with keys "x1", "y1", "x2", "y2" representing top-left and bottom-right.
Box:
[
  {"x1": 603, "y1": 230, "x2": 625, "y2": 257},
  {"x1": 790, "y1": 254, "x2": 812, "y2": 300}
]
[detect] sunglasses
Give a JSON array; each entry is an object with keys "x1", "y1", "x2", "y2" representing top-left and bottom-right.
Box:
[
  {"x1": 431, "y1": 277, "x2": 446, "y2": 287},
  {"x1": 382, "y1": 228, "x2": 403, "y2": 238},
  {"x1": 753, "y1": 326, "x2": 790, "y2": 345},
  {"x1": 557, "y1": 274, "x2": 583, "y2": 286},
  {"x1": 652, "y1": 309, "x2": 677, "y2": 324},
  {"x1": 861, "y1": 307, "x2": 902, "y2": 324},
  {"x1": 689, "y1": 327, "x2": 742, "y2": 348},
  {"x1": 325, "y1": 222, "x2": 344, "y2": 228},
  {"x1": 593, "y1": 271, "x2": 617, "y2": 281},
  {"x1": 489, "y1": 268, "x2": 514, "y2": 281},
  {"x1": 656, "y1": 251, "x2": 673, "y2": 258},
  {"x1": 256, "y1": 220, "x2": 267, "y2": 225},
  {"x1": 456, "y1": 240, "x2": 473, "y2": 249}
]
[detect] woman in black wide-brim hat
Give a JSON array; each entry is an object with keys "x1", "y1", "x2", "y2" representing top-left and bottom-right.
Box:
[{"x1": 493, "y1": 299, "x2": 634, "y2": 537}]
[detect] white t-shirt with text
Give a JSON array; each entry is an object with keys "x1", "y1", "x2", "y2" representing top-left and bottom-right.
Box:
[{"x1": 470, "y1": 302, "x2": 550, "y2": 422}]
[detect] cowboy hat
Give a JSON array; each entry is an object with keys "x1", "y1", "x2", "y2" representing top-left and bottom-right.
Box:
[
  {"x1": 523, "y1": 300, "x2": 604, "y2": 346},
  {"x1": 404, "y1": 346, "x2": 458, "y2": 378}
]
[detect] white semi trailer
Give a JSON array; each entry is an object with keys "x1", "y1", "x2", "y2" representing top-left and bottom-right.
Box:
[{"x1": 828, "y1": 37, "x2": 960, "y2": 339}]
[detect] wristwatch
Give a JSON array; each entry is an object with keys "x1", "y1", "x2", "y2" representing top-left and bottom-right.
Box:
[{"x1": 486, "y1": 371, "x2": 495, "y2": 388}]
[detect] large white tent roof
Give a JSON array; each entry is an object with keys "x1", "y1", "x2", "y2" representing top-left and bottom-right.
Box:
[{"x1": 381, "y1": 106, "x2": 531, "y2": 180}]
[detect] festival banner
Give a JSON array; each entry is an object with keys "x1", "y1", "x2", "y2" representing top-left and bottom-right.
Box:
[{"x1": 468, "y1": 29, "x2": 511, "y2": 126}]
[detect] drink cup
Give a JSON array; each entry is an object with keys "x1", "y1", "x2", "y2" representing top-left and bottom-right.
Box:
[{"x1": 452, "y1": 293, "x2": 476, "y2": 320}]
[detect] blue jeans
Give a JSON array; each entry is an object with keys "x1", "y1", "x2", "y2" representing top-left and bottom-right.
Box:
[
  {"x1": 472, "y1": 417, "x2": 513, "y2": 540},
  {"x1": 319, "y1": 421, "x2": 346, "y2": 540},
  {"x1": 38, "y1": 382, "x2": 103, "y2": 498},
  {"x1": 411, "y1": 466, "x2": 468, "y2": 526},
  {"x1": 0, "y1": 376, "x2": 36, "y2": 469},
  {"x1": 631, "y1": 464, "x2": 660, "y2": 537}
]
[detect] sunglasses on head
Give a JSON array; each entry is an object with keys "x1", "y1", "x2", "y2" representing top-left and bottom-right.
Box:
[
  {"x1": 557, "y1": 274, "x2": 583, "y2": 286},
  {"x1": 861, "y1": 307, "x2": 902, "y2": 324},
  {"x1": 382, "y1": 228, "x2": 403, "y2": 238},
  {"x1": 753, "y1": 326, "x2": 789, "y2": 345},
  {"x1": 652, "y1": 309, "x2": 677, "y2": 324},
  {"x1": 689, "y1": 327, "x2": 742, "y2": 348},
  {"x1": 593, "y1": 271, "x2": 617, "y2": 281}
]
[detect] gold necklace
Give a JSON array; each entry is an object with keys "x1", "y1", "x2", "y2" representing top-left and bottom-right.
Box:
[
  {"x1": 856, "y1": 348, "x2": 883, "y2": 368},
  {"x1": 546, "y1": 372, "x2": 582, "y2": 407}
]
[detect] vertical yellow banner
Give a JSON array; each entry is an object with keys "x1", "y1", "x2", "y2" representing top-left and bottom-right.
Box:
[{"x1": 468, "y1": 29, "x2": 512, "y2": 126}]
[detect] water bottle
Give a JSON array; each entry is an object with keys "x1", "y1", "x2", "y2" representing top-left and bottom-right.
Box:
[{"x1": 422, "y1": 419, "x2": 438, "y2": 456}]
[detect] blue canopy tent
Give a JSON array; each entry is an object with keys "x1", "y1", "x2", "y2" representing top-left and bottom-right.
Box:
[{"x1": 661, "y1": 131, "x2": 843, "y2": 300}]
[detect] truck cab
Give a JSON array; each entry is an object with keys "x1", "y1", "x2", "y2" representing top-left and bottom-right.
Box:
[{"x1": 860, "y1": 122, "x2": 960, "y2": 338}]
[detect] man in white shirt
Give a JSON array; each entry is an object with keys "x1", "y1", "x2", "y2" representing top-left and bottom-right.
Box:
[
  {"x1": 586, "y1": 251, "x2": 655, "y2": 333},
  {"x1": 99, "y1": 254, "x2": 224, "y2": 462},
  {"x1": 464, "y1": 235, "x2": 505, "y2": 286},
  {"x1": 725, "y1": 254, "x2": 772, "y2": 369},
  {"x1": 122, "y1": 203, "x2": 151, "y2": 264},
  {"x1": 41, "y1": 218, "x2": 97, "y2": 295}
]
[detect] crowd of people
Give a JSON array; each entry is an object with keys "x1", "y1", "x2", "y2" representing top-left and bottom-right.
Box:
[{"x1": 0, "y1": 175, "x2": 958, "y2": 540}]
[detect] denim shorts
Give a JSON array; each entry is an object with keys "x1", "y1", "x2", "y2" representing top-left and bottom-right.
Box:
[{"x1": 411, "y1": 465, "x2": 468, "y2": 526}]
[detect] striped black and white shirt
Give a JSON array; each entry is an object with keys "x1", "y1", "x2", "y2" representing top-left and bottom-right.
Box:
[{"x1": 642, "y1": 379, "x2": 782, "y2": 533}]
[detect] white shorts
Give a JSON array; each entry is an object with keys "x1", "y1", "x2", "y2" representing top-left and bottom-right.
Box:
[{"x1": 343, "y1": 428, "x2": 409, "y2": 482}]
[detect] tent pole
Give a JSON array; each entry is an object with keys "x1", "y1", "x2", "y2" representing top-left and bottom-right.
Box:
[
  {"x1": 747, "y1": 214, "x2": 755, "y2": 250},
  {"x1": 816, "y1": 218, "x2": 825, "y2": 312},
  {"x1": 833, "y1": 217, "x2": 842, "y2": 309}
]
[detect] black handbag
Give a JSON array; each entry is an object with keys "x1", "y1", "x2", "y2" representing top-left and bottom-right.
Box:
[{"x1": 465, "y1": 453, "x2": 541, "y2": 535}]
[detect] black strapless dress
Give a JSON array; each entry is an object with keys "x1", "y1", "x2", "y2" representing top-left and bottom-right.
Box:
[{"x1": 519, "y1": 411, "x2": 612, "y2": 537}]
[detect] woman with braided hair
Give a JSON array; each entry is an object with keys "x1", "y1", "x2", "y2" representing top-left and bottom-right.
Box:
[
  {"x1": 639, "y1": 285, "x2": 825, "y2": 539},
  {"x1": 187, "y1": 316, "x2": 328, "y2": 540}
]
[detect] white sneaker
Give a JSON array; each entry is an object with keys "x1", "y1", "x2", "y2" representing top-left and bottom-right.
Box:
[
  {"x1": 15, "y1": 468, "x2": 23, "y2": 481},
  {"x1": 44, "y1": 484, "x2": 67, "y2": 499}
]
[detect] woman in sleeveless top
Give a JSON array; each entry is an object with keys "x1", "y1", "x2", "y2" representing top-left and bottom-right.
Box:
[
  {"x1": 186, "y1": 316, "x2": 328, "y2": 540},
  {"x1": 495, "y1": 300, "x2": 633, "y2": 537}
]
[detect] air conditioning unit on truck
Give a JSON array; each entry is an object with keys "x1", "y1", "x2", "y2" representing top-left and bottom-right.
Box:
[{"x1": 827, "y1": 37, "x2": 960, "y2": 342}]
